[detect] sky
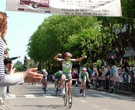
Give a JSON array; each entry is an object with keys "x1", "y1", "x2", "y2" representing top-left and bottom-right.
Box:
[{"x1": 0, "y1": 0, "x2": 51, "y2": 63}]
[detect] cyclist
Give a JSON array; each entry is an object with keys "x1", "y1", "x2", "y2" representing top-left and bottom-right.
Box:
[
  {"x1": 41, "y1": 69, "x2": 48, "y2": 91},
  {"x1": 54, "y1": 52, "x2": 87, "y2": 102},
  {"x1": 79, "y1": 67, "x2": 90, "y2": 93},
  {"x1": 52, "y1": 70, "x2": 63, "y2": 90}
]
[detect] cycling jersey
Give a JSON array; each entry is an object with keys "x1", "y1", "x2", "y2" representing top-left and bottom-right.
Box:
[
  {"x1": 62, "y1": 60, "x2": 72, "y2": 73},
  {"x1": 54, "y1": 71, "x2": 61, "y2": 79},
  {"x1": 79, "y1": 72, "x2": 89, "y2": 81}
]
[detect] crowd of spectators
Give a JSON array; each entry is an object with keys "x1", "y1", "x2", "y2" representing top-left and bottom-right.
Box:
[{"x1": 71, "y1": 55, "x2": 135, "y2": 94}]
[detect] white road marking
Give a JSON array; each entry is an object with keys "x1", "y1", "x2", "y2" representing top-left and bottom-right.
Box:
[
  {"x1": 74, "y1": 98, "x2": 108, "y2": 110},
  {"x1": 74, "y1": 98, "x2": 87, "y2": 103},
  {"x1": 91, "y1": 94, "x2": 105, "y2": 97},
  {"x1": 80, "y1": 100, "x2": 87, "y2": 103},
  {"x1": 24, "y1": 94, "x2": 36, "y2": 98},
  {"x1": 45, "y1": 96, "x2": 56, "y2": 98},
  {"x1": 8, "y1": 94, "x2": 57, "y2": 99},
  {"x1": 8, "y1": 94, "x2": 16, "y2": 98}
]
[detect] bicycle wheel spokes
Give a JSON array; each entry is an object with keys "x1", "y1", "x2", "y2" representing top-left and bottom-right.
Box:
[
  {"x1": 63, "y1": 94, "x2": 68, "y2": 106},
  {"x1": 63, "y1": 83, "x2": 68, "y2": 106}
]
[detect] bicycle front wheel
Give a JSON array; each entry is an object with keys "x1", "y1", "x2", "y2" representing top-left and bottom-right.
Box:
[
  {"x1": 63, "y1": 83, "x2": 68, "y2": 106},
  {"x1": 68, "y1": 96, "x2": 72, "y2": 109},
  {"x1": 83, "y1": 89, "x2": 86, "y2": 98}
]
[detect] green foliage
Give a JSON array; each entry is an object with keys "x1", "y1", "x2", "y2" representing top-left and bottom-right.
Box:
[
  {"x1": 14, "y1": 61, "x2": 24, "y2": 71},
  {"x1": 122, "y1": 0, "x2": 135, "y2": 18},
  {"x1": 26, "y1": 2, "x2": 135, "y2": 70}
]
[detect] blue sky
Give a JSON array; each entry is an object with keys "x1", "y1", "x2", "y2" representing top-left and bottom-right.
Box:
[{"x1": 0, "y1": 0, "x2": 51, "y2": 63}]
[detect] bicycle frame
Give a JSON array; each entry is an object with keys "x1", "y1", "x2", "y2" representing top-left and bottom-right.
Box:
[{"x1": 63, "y1": 79, "x2": 72, "y2": 109}]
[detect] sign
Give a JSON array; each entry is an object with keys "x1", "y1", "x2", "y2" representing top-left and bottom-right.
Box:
[{"x1": 6, "y1": 0, "x2": 122, "y2": 16}]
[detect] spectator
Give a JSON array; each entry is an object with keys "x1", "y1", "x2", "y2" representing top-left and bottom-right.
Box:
[
  {"x1": 71, "y1": 69, "x2": 79, "y2": 86},
  {"x1": 0, "y1": 12, "x2": 43, "y2": 87},
  {"x1": 121, "y1": 58, "x2": 130, "y2": 82},
  {"x1": 109, "y1": 55, "x2": 117, "y2": 77},
  {"x1": 87, "y1": 67, "x2": 93, "y2": 78},
  {"x1": 101, "y1": 58, "x2": 105, "y2": 67},
  {"x1": 121, "y1": 58, "x2": 130, "y2": 73}
]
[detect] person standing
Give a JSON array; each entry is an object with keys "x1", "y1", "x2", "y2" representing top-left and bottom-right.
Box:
[
  {"x1": 0, "y1": 11, "x2": 43, "y2": 86},
  {"x1": 121, "y1": 58, "x2": 130, "y2": 82},
  {"x1": 109, "y1": 55, "x2": 116, "y2": 76}
]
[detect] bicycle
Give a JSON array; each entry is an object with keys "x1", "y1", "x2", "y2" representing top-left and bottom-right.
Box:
[
  {"x1": 55, "y1": 79, "x2": 61, "y2": 96},
  {"x1": 81, "y1": 83, "x2": 86, "y2": 98},
  {"x1": 63, "y1": 79, "x2": 76, "y2": 109},
  {"x1": 42, "y1": 76, "x2": 47, "y2": 94}
]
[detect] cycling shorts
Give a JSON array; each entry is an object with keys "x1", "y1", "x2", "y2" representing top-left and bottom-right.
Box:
[
  {"x1": 54, "y1": 77, "x2": 61, "y2": 81},
  {"x1": 63, "y1": 72, "x2": 72, "y2": 80}
]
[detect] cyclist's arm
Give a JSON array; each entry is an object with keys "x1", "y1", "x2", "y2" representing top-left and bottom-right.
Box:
[
  {"x1": 79, "y1": 72, "x2": 82, "y2": 81},
  {"x1": 86, "y1": 72, "x2": 90, "y2": 82},
  {"x1": 54, "y1": 53, "x2": 63, "y2": 61},
  {"x1": 73, "y1": 56, "x2": 87, "y2": 62}
]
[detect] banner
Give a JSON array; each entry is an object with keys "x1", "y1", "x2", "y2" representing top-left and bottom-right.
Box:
[{"x1": 6, "y1": 0, "x2": 122, "y2": 16}]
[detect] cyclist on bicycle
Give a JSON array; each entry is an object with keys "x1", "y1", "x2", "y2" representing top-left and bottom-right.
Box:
[
  {"x1": 79, "y1": 67, "x2": 90, "y2": 93},
  {"x1": 52, "y1": 70, "x2": 63, "y2": 90},
  {"x1": 41, "y1": 69, "x2": 48, "y2": 91},
  {"x1": 54, "y1": 52, "x2": 87, "y2": 102}
]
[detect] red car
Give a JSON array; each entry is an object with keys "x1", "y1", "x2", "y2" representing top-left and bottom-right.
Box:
[{"x1": 20, "y1": 0, "x2": 49, "y2": 8}]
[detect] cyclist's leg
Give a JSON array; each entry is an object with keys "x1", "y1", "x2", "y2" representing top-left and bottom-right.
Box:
[
  {"x1": 83, "y1": 80, "x2": 86, "y2": 89},
  {"x1": 52, "y1": 75, "x2": 57, "y2": 89},
  {"x1": 61, "y1": 74, "x2": 66, "y2": 95},
  {"x1": 45, "y1": 79, "x2": 48, "y2": 90},
  {"x1": 68, "y1": 79, "x2": 72, "y2": 97},
  {"x1": 42, "y1": 79, "x2": 45, "y2": 89},
  {"x1": 80, "y1": 79, "x2": 83, "y2": 93},
  {"x1": 66, "y1": 73, "x2": 72, "y2": 103},
  {"x1": 42, "y1": 78, "x2": 48, "y2": 90}
]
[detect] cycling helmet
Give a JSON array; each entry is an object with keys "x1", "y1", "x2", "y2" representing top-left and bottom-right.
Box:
[
  {"x1": 65, "y1": 52, "x2": 72, "y2": 57},
  {"x1": 82, "y1": 67, "x2": 87, "y2": 71},
  {"x1": 58, "y1": 70, "x2": 63, "y2": 74},
  {"x1": 42, "y1": 69, "x2": 47, "y2": 73}
]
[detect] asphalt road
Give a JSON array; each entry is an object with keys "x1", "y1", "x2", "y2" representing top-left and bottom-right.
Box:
[{"x1": 1, "y1": 82, "x2": 135, "y2": 110}]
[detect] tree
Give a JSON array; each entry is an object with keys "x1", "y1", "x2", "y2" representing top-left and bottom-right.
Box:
[{"x1": 14, "y1": 61, "x2": 24, "y2": 72}]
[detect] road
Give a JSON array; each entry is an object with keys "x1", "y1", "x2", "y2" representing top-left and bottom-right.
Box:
[{"x1": 1, "y1": 82, "x2": 135, "y2": 110}]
